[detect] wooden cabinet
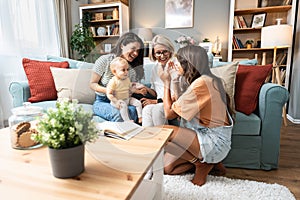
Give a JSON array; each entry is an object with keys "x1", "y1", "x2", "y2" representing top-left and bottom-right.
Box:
[
  {"x1": 79, "y1": 1, "x2": 129, "y2": 61},
  {"x1": 228, "y1": 0, "x2": 297, "y2": 87}
]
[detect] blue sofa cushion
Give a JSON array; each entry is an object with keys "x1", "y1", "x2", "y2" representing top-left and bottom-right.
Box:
[
  {"x1": 232, "y1": 111, "x2": 261, "y2": 136},
  {"x1": 46, "y1": 55, "x2": 94, "y2": 69},
  {"x1": 213, "y1": 59, "x2": 258, "y2": 68}
]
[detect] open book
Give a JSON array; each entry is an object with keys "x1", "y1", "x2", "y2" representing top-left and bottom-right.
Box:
[{"x1": 96, "y1": 121, "x2": 144, "y2": 140}]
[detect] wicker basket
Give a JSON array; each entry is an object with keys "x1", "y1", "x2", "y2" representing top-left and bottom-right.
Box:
[
  {"x1": 90, "y1": 0, "x2": 105, "y2": 3},
  {"x1": 105, "y1": 0, "x2": 128, "y2": 5}
]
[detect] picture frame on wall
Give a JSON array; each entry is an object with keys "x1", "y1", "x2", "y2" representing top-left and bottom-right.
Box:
[
  {"x1": 165, "y1": 0, "x2": 194, "y2": 28},
  {"x1": 251, "y1": 13, "x2": 266, "y2": 28}
]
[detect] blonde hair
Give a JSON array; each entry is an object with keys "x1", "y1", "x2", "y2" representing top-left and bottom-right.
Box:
[
  {"x1": 110, "y1": 57, "x2": 128, "y2": 72},
  {"x1": 149, "y1": 34, "x2": 175, "y2": 62}
]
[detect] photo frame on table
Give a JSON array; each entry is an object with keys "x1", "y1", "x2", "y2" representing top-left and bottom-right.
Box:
[
  {"x1": 251, "y1": 13, "x2": 267, "y2": 28},
  {"x1": 165, "y1": 0, "x2": 194, "y2": 28}
]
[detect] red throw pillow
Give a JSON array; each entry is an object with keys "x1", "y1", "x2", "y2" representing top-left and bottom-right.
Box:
[
  {"x1": 22, "y1": 58, "x2": 69, "y2": 102},
  {"x1": 234, "y1": 64, "x2": 272, "y2": 115}
]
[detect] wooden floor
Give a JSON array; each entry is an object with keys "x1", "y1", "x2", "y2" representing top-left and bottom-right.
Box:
[{"x1": 225, "y1": 121, "x2": 300, "y2": 199}]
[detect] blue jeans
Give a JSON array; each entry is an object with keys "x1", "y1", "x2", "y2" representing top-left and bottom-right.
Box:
[{"x1": 93, "y1": 95, "x2": 138, "y2": 122}]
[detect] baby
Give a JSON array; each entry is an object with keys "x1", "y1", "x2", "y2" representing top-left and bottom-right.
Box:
[{"x1": 106, "y1": 57, "x2": 143, "y2": 124}]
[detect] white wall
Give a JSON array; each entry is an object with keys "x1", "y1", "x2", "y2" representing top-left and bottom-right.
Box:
[{"x1": 129, "y1": 0, "x2": 230, "y2": 59}]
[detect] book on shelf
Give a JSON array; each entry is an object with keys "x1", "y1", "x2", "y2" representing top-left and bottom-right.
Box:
[
  {"x1": 238, "y1": 16, "x2": 248, "y2": 28},
  {"x1": 96, "y1": 121, "x2": 144, "y2": 140},
  {"x1": 234, "y1": 16, "x2": 240, "y2": 29},
  {"x1": 232, "y1": 36, "x2": 244, "y2": 49}
]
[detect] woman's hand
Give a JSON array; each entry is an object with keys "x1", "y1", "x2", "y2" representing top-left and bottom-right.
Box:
[
  {"x1": 167, "y1": 58, "x2": 183, "y2": 82},
  {"x1": 134, "y1": 87, "x2": 148, "y2": 96},
  {"x1": 140, "y1": 98, "x2": 157, "y2": 107},
  {"x1": 158, "y1": 63, "x2": 171, "y2": 83}
]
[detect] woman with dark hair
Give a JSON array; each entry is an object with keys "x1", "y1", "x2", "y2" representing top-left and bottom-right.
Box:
[
  {"x1": 159, "y1": 45, "x2": 233, "y2": 186},
  {"x1": 90, "y1": 32, "x2": 156, "y2": 122}
]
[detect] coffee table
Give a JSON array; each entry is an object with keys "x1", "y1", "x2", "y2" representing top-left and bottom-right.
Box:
[{"x1": 0, "y1": 126, "x2": 173, "y2": 200}]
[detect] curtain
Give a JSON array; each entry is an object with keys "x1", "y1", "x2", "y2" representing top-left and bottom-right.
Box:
[
  {"x1": 0, "y1": 0, "x2": 60, "y2": 58},
  {"x1": 54, "y1": 0, "x2": 72, "y2": 58}
]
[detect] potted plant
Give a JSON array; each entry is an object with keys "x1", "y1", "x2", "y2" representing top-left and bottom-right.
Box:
[
  {"x1": 70, "y1": 23, "x2": 95, "y2": 61},
  {"x1": 31, "y1": 99, "x2": 99, "y2": 178},
  {"x1": 245, "y1": 40, "x2": 254, "y2": 49}
]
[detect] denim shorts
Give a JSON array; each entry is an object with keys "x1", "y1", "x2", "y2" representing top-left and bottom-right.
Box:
[
  {"x1": 93, "y1": 94, "x2": 138, "y2": 122},
  {"x1": 181, "y1": 113, "x2": 233, "y2": 163}
]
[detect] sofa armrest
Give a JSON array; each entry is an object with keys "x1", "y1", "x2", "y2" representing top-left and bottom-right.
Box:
[
  {"x1": 258, "y1": 83, "x2": 289, "y2": 169},
  {"x1": 9, "y1": 81, "x2": 31, "y2": 108}
]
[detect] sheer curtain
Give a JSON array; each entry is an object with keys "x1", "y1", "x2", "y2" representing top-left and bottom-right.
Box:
[
  {"x1": 0, "y1": 0, "x2": 61, "y2": 124},
  {"x1": 0, "y1": 0, "x2": 60, "y2": 58}
]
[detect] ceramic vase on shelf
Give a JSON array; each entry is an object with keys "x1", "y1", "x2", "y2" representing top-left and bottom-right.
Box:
[
  {"x1": 48, "y1": 144, "x2": 85, "y2": 178},
  {"x1": 261, "y1": 0, "x2": 268, "y2": 7},
  {"x1": 262, "y1": 52, "x2": 267, "y2": 65}
]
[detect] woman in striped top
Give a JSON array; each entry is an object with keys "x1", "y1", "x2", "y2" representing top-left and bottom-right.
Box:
[{"x1": 90, "y1": 32, "x2": 156, "y2": 122}]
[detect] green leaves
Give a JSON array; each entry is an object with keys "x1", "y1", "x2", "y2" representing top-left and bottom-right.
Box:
[
  {"x1": 70, "y1": 24, "x2": 95, "y2": 61},
  {"x1": 32, "y1": 99, "x2": 99, "y2": 149}
]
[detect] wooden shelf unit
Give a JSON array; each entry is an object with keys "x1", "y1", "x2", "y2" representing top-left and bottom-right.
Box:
[
  {"x1": 228, "y1": 0, "x2": 297, "y2": 88},
  {"x1": 79, "y1": 1, "x2": 129, "y2": 61}
]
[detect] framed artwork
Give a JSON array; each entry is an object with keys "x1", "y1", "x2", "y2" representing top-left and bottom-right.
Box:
[
  {"x1": 104, "y1": 43, "x2": 112, "y2": 53},
  {"x1": 165, "y1": 0, "x2": 194, "y2": 28},
  {"x1": 251, "y1": 13, "x2": 267, "y2": 28}
]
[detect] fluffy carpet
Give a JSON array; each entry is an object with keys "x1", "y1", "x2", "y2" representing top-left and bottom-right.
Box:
[{"x1": 163, "y1": 174, "x2": 295, "y2": 200}]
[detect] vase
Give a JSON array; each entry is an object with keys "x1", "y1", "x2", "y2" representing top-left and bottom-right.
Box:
[
  {"x1": 48, "y1": 144, "x2": 85, "y2": 178},
  {"x1": 261, "y1": 0, "x2": 268, "y2": 7}
]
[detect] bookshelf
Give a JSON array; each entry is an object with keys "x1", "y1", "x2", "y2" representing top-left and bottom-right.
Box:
[
  {"x1": 228, "y1": 0, "x2": 297, "y2": 88},
  {"x1": 79, "y1": 1, "x2": 129, "y2": 61}
]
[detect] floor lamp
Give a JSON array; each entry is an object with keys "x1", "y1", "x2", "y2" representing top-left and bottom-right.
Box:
[{"x1": 261, "y1": 19, "x2": 292, "y2": 126}]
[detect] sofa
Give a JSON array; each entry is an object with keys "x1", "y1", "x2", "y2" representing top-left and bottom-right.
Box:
[{"x1": 9, "y1": 55, "x2": 289, "y2": 170}]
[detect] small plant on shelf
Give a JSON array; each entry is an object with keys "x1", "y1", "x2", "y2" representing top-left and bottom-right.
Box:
[{"x1": 245, "y1": 40, "x2": 254, "y2": 49}]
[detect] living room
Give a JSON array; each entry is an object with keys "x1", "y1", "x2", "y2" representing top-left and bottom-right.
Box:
[{"x1": 0, "y1": 0, "x2": 299, "y2": 199}]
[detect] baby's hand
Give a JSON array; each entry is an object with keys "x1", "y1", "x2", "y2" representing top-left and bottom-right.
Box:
[
  {"x1": 116, "y1": 100, "x2": 126, "y2": 109},
  {"x1": 133, "y1": 82, "x2": 145, "y2": 89}
]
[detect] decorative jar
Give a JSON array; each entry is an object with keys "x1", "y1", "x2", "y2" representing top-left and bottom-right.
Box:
[{"x1": 9, "y1": 102, "x2": 43, "y2": 149}]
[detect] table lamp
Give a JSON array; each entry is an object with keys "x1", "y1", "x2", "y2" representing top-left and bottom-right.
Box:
[
  {"x1": 261, "y1": 18, "x2": 292, "y2": 85},
  {"x1": 138, "y1": 28, "x2": 153, "y2": 57},
  {"x1": 261, "y1": 18, "x2": 292, "y2": 126}
]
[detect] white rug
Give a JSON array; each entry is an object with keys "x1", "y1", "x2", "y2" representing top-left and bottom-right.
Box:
[{"x1": 163, "y1": 174, "x2": 296, "y2": 200}]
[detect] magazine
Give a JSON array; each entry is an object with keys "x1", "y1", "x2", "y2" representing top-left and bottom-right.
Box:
[{"x1": 96, "y1": 121, "x2": 144, "y2": 140}]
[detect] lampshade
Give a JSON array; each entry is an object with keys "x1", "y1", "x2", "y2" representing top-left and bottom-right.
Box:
[
  {"x1": 138, "y1": 28, "x2": 153, "y2": 42},
  {"x1": 261, "y1": 21, "x2": 292, "y2": 48}
]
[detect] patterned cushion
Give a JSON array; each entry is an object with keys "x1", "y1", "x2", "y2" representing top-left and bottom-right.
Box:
[{"x1": 22, "y1": 58, "x2": 69, "y2": 102}]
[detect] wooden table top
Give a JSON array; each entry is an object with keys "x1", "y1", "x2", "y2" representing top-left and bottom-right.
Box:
[{"x1": 0, "y1": 126, "x2": 173, "y2": 200}]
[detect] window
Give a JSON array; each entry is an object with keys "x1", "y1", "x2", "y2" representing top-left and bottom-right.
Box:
[{"x1": 0, "y1": 0, "x2": 60, "y2": 57}]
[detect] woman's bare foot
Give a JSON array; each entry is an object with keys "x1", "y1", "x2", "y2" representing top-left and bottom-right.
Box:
[
  {"x1": 191, "y1": 161, "x2": 213, "y2": 186},
  {"x1": 209, "y1": 162, "x2": 226, "y2": 176},
  {"x1": 138, "y1": 117, "x2": 142, "y2": 124}
]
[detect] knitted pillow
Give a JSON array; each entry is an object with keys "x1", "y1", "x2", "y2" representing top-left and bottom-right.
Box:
[{"x1": 22, "y1": 58, "x2": 69, "y2": 102}]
